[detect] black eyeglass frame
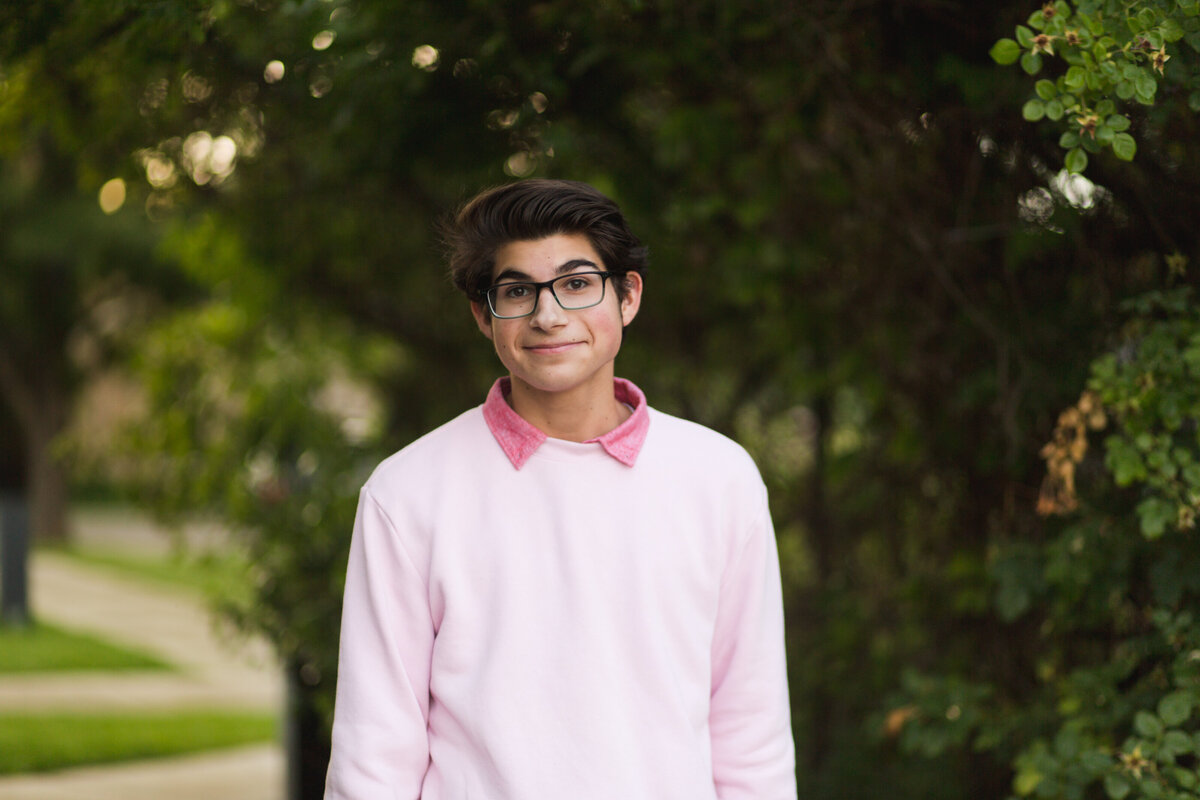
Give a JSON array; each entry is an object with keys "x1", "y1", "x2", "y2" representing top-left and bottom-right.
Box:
[{"x1": 484, "y1": 271, "x2": 614, "y2": 319}]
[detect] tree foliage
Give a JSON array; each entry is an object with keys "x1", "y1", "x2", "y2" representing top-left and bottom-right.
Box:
[
  {"x1": 895, "y1": 290, "x2": 1200, "y2": 800},
  {"x1": 991, "y1": 0, "x2": 1200, "y2": 172},
  {"x1": 5, "y1": 1, "x2": 1200, "y2": 797},
  {"x1": 0, "y1": 1, "x2": 202, "y2": 539},
  {"x1": 884, "y1": 7, "x2": 1200, "y2": 798}
]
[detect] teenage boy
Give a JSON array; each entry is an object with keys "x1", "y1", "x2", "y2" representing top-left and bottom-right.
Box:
[{"x1": 324, "y1": 179, "x2": 796, "y2": 800}]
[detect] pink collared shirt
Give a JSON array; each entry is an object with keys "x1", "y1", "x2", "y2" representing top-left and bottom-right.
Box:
[{"x1": 481, "y1": 376, "x2": 650, "y2": 469}]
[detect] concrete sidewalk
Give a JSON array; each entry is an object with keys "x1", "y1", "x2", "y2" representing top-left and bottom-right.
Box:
[{"x1": 0, "y1": 510, "x2": 288, "y2": 800}]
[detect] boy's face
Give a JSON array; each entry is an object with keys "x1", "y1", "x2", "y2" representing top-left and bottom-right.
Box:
[{"x1": 470, "y1": 233, "x2": 642, "y2": 401}]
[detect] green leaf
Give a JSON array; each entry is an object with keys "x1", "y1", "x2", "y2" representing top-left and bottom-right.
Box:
[
  {"x1": 991, "y1": 38, "x2": 1022, "y2": 65},
  {"x1": 1143, "y1": 778, "x2": 1169, "y2": 799},
  {"x1": 1107, "y1": 115, "x2": 1130, "y2": 132},
  {"x1": 1163, "y1": 18, "x2": 1186, "y2": 42},
  {"x1": 1112, "y1": 132, "x2": 1137, "y2": 161},
  {"x1": 1104, "y1": 773, "x2": 1132, "y2": 800},
  {"x1": 1064, "y1": 65, "x2": 1088, "y2": 90},
  {"x1": 1015, "y1": 768, "x2": 1043, "y2": 796},
  {"x1": 1159, "y1": 691, "x2": 1193, "y2": 727},
  {"x1": 1135, "y1": 73, "x2": 1158, "y2": 100},
  {"x1": 1095, "y1": 99, "x2": 1115, "y2": 117},
  {"x1": 1059, "y1": 131, "x2": 1080, "y2": 149},
  {"x1": 1081, "y1": 749, "x2": 1113, "y2": 775},
  {"x1": 1188, "y1": 90, "x2": 1200, "y2": 112},
  {"x1": 1045, "y1": 100, "x2": 1064, "y2": 120},
  {"x1": 1096, "y1": 125, "x2": 1114, "y2": 144},
  {"x1": 1135, "y1": 710, "x2": 1164, "y2": 738},
  {"x1": 1138, "y1": 497, "x2": 1174, "y2": 538},
  {"x1": 1116, "y1": 79, "x2": 1136, "y2": 99},
  {"x1": 1163, "y1": 730, "x2": 1193, "y2": 756},
  {"x1": 1065, "y1": 147, "x2": 1088, "y2": 173},
  {"x1": 1016, "y1": 26, "x2": 1036, "y2": 48},
  {"x1": 1023, "y1": 99, "x2": 1046, "y2": 121},
  {"x1": 996, "y1": 582, "x2": 1032, "y2": 622},
  {"x1": 1021, "y1": 52, "x2": 1043, "y2": 75},
  {"x1": 1055, "y1": 728, "x2": 1081, "y2": 759},
  {"x1": 1035, "y1": 79, "x2": 1058, "y2": 100}
]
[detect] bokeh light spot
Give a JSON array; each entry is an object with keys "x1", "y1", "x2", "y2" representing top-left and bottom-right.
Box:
[
  {"x1": 312, "y1": 30, "x2": 336, "y2": 51},
  {"x1": 210, "y1": 136, "x2": 238, "y2": 177},
  {"x1": 143, "y1": 152, "x2": 178, "y2": 189},
  {"x1": 412, "y1": 45, "x2": 439, "y2": 71},
  {"x1": 310, "y1": 75, "x2": 333, "y2": 98},
  {"x1": 504, "y1": 152, "x2": 536, "y2": 177},
  {"x1": 181, "y1": 71, "x2": 213, "y2": 103},
  {"x1": 98, "y1": 178, "x2": 126, "y2": 214},
  {"x1": 264, "y1": 60, "x2": 285, "y2": 83}
]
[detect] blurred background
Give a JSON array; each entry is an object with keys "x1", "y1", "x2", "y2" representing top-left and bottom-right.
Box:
[{"x1": 3, "y1": 1, "x2": 1200, "y2": 798}]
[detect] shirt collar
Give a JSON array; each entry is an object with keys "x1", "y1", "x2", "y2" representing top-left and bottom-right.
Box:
[{"x1": 482, "y1": 377, "x2": 650, "y2": 470}]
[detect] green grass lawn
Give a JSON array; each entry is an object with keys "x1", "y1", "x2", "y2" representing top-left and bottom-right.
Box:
[
  {"x1": 0, "y1": 622, "x2": 169, "y2": 673},
  {"x1": 0, "y1": 516, "x2": 282, "y2": 775},
  {"x1": 59, "y1": 545, "x2": 251, "y2": 602},
  {"x1": 0, "y1": 711, "x2": 277, "y2": 774}
]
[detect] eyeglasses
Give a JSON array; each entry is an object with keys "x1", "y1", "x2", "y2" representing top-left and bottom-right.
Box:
[{"x1": 484, "y1": 271, "x2": 613, "y2": 319}]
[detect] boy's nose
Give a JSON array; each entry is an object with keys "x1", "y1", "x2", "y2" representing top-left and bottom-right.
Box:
[{"x1": 529, "y1": 285, "x2": 567, "y2": 327}]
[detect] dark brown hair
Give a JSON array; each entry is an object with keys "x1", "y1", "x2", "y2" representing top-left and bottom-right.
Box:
[{"x1": 444, "y1": 179, "x2": 648, "y2": 304}]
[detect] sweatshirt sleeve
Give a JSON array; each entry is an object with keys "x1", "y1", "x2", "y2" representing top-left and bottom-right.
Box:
[
  {"x1": 709, "y1": 486, "x2": 797, "y2": 800},
  {"x1": 325, "y1": 486, "x2": 434, "y2": 800}
]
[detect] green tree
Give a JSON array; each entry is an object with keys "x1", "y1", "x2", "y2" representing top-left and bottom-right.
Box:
[
  {"x1": 886, "y1": 4, "x2": 1200, "y2": 799},
  {"x1": 0, "y1": 4, "x2": 200, "y2": 541}
]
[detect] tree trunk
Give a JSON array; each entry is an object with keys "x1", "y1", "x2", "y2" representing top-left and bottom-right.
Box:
[
  {"x1": 286, "y1": 657, "x2": 332, "y2": 800},
  {"x1": 0, "y1": 347, "x2": 71, "y2": 544},
  {"x1": 27, "y1": 410, "x2": 70, "y2": 544}
]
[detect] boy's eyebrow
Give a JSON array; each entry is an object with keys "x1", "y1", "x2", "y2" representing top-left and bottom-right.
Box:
[{"x1": 493, "y1": 258, "x2": 599, "y2": 284}]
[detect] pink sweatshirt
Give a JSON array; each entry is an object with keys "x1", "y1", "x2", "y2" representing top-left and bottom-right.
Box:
[{"x1": 325, "y1": 379, "x2": 796, "y2": 799}]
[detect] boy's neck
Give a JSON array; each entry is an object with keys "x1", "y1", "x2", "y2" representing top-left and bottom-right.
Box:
[{"x1": 507, "y1": 375, "x2": 629, "y2": 443}]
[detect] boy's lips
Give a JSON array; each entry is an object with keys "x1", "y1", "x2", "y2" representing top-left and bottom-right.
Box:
[{"x1": 524, "y1": 341, "x2": 581, "y2": 354}]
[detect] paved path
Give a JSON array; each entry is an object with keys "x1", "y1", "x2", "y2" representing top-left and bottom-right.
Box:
[{"x1": 0, "y1": 509, "x2": 288, "y2": 800}]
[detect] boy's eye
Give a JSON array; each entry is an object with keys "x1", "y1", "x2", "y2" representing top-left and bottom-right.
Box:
[
  {"x1": 502, "y1": 284, "x2": 532, "y2": 299},
  {"x1": 560, "y1": 275, "x2": 594, "y2": 292}
]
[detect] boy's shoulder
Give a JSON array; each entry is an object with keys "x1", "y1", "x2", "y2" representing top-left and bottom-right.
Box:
[
  {"x1": 643, "y1": 406, "x2": 764, "y2": 485},
  {"x1": 365, "y1": 405, "x2": 493, "y2": 492}
]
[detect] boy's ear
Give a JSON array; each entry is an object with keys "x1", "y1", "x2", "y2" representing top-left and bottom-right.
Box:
[
  {"x1": 470, "y1": 300, "x2": 494, "y2": 340},
  {"x1": 619, "y1": 272, "x2": 643, "y2": 327}
]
